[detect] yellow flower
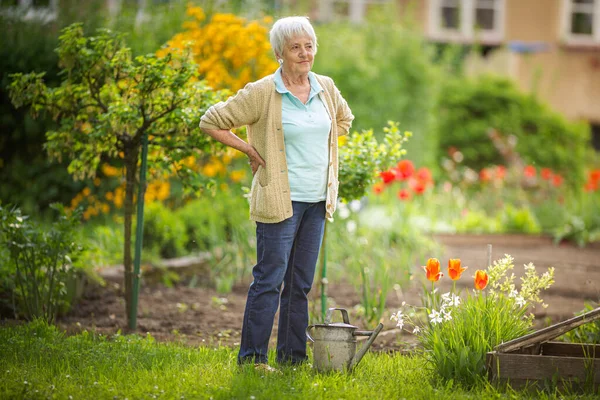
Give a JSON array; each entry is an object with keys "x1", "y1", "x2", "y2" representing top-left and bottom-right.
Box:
[
  {"x1": 159, "y1": 6, "x2": 277, "y2": 92},
  {"x1": 230, "y1": 170, "x2": 246, "y2": 183},
  {"x1": 202, "y1": 163, "x2": 219, "y2": 177}
]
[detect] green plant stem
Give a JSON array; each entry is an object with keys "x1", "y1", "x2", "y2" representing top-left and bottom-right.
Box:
[
  {"x1": 22, "y1": 249, "x2": 40, "y2": 318},
  {"x1": 361, "y1": 265, "x2": 370, "y2": 320},
  {"x1": 13, "y1": 258, "x2": 32, "y2": 319},
  {"x1": 320, "y1": 221, "x2": 328, "y2": 321},
  {"x1": 45, "y1": 250, "x2": 61, "y2": 323}
]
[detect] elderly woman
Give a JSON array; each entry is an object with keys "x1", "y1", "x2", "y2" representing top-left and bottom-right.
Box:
[{"x1": 199, "y1": 16, "x2": 353, "y2": 367}]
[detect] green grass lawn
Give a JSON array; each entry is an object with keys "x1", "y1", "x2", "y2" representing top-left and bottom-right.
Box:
[{"x1": 0, "y1": 321, "x2": 597, "y2": 400}]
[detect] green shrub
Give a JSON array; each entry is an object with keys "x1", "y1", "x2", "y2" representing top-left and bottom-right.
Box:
[
  {"x1": 0, "y1": 204, "x2": 84, "y2": 322},
  {"x1": 176, "y1": 192, "x2": 255, "y2": 293},
  {"x1": 453, "y1": 210, "x2": 500, "y2": 234},
  {"x1": 176, "y1": 191, "x2": 253, "y2": 253},
  {"x1": 497, "y1": 205, "x2": 541, "y2": 234},
  {"x1": 437, "y1": 75, "x2": 590, "y2": 184},
  {"x1": 141, "y1": 202, "x2": 188, "y2": 259},
  {"x1": 562, "y1": 302, "x2": 600, "y2": 344}
]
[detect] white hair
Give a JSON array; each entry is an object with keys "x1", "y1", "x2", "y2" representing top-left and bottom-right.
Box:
[{"x1": 269, "y1": 16, "x2": 318, "y2": 57}]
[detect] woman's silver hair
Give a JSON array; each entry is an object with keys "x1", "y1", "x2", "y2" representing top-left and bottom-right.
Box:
[{"x1": 270, "y1": 16, "x2": 318, "y2": 57}]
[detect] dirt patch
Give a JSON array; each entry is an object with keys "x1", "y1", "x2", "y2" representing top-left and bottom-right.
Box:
[{"x1": 57, "y1": 234, "x2": 600, "y2": 352}]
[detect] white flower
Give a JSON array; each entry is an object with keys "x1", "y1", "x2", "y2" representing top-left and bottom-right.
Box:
[
  {"x1": 391, "y1": 310, "x2": 405, "y2": 329},
  {"x1": 346, "y1": 220, "x2": 357, "y2": 234},
  {"x1": 508, "y1": 289, "x2": 518, "y2": 298},
  {"x1": 450, "y1": 294, "x2": 461, "y2": 307},
  {"x1": 412, "y1": 326, "x2": 421, "y2": 334},
  {"x1": 396, "y1": 318, "x2": 405, "y2": 330},
  {"x1": 338, "y1": 206, "x2": 351, "y2": 220},
  {"x1": 441, "y1": 292, "x2": 451, "y2": 302},
  {"x1": 443, "y1": 310, "x2": 452, "y2": 321},
  {"x1": 429, "y1": 309, "x2": 443, "y2": 325},
  {"x1": 349, "y1": 200, "x2": 362, "y2": 213},
  {"x1": 515, "y1": 296, "x2": 526, "y2": 307}
]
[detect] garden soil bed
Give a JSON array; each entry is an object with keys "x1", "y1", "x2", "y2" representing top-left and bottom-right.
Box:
[{"x1": 56, "y1": 234, "x2": 600, "y2": 353}]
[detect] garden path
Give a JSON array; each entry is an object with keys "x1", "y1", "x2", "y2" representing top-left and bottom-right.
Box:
[{"x1": 59, "y1": 234, "x2": 600, "y2": 352}]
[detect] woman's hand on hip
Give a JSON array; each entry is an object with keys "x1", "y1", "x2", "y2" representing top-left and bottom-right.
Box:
[{"x1": 245, "y1": 145, "x2": 266, "y2": 175}]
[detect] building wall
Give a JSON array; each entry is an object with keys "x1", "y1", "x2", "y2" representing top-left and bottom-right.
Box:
[
  {"x1": 397, "y1": 0, "x2": 427, "y2": 29},
  {"x1": 504, "y1": 0, "x2": 562, "y2": 42},
  {"x1": 514, "y1": 50, "x2": 600, "y2": 122}
]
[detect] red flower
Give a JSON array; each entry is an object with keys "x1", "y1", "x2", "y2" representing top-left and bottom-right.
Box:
[
  {"x1": 396, "y1": 160, "x2": 415, "y2": 180},
  {"x1": 524, "y1": 165, "x2": 536, "y2": 178},
  {"x1": 584, "y1": 181, "x2": 598, "y2": 192},
  {"x1": 541, "y1": 168, "x2": 553, "y2": 180},
  {"x1": 474, "y1": 270, "x2": 489, "y2": 290},
  {"x1": 373, "y1": 182, "x2": 384, "y2": 194},
  {"x1": 409, "y1": 178, "x2": 427, "y2": 195},
  {"x1": 590, "y1": 169, "x2": 600, "y2": 184},
  {"x1": 552, "y1": 174, "x2": 563, "y2": 187},
  {"x1": 416, "y1": 167, "x2": 433, "y2": 185},
  {"x1": 495, "y1": 165, "x2": 506, "y2": 180},
  {"x1": 480, "y1": 168, "x2": 492, "y2": 182},
  {"x1": 397, "y1": 189, "x2": 411, "y2": 201},
  {"x1": 380, "y1": 170, "x2": 396, "y2": 184},
  {"x1": 448, "y1": 259, "x2": 467, "y2": 281},
  {"x1": 423, "y1": 258, "x2": 442, "y2": 282}
]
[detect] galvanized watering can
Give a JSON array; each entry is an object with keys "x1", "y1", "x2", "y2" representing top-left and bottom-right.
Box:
[{"x1": 306, "y1": 308, "x2": 384, "y2": 372}]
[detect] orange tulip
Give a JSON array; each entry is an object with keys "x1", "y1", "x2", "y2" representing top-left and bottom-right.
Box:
[
  {"x1": 423, "y1": 258, "x2": 443, "y2": 282},
  {"x1": 448, "y1": 259, "x2": 467, "y2": 281},
  {"x1": 474, "y1": 270, "x2": 489, "y2": 290}
]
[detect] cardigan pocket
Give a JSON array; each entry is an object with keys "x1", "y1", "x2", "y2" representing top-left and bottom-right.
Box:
[
  {"x1": 252, "y1": 165, "x2": 268, "y2": 188},
  {"x1": 250, "y1": 181, "x2": 280, "y2": 220}
]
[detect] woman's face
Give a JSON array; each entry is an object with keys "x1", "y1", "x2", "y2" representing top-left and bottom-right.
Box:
[{"x1": 280, "y1": 35, "x2": 315, "y2": 75}]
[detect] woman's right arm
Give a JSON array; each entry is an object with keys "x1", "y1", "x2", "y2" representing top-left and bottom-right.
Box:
[
  {"x1": 201, "y1": 128, "x2": 265, "y2": 174},
  {"x1": 200, "y1": 83, "x2": 265, "y2": 173}
]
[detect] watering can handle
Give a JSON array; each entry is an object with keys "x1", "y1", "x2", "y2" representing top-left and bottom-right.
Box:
[
  {"x1": 349, "y1": 322, "x2": 384, "y2": 371},
  {"x1": 325, "y1": 308, "x2": 350, "y2": 324},
  {"x1": 306, "y1": 325, "x2": 315, "y2": 343}
]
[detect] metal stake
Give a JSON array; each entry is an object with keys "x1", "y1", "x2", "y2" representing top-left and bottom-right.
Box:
[{"x1": 129, "y1": 133, "x2": 149, "y2": 330}]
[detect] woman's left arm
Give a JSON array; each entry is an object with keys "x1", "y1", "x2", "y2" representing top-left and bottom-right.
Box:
[{"x1": 333, "y1": 84, "x2": 354, "y2": 136}]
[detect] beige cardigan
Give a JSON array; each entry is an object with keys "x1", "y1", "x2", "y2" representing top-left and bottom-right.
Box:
[{"x1": 199, "y1": 73, "x2": 354, "y2": 223}]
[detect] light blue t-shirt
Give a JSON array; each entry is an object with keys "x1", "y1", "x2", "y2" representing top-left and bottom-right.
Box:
[{"x1": 274, "y1": 68, "x2": 331, "y2": 202}]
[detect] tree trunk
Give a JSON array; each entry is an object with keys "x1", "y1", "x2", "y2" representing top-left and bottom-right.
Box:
[{"x1": 123, "y1": 145, "x2": 139, "y2": 327}]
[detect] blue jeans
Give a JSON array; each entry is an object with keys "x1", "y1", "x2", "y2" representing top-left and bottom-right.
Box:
[{"x1": 238, "y1": 201, "x2": 326, "y2": 365}]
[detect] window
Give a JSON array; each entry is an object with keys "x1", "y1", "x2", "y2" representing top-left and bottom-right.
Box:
[
  {"x1": 563, "y1": 0, "x2": 600, "y2": 44},
  {"x1": 429, "y1": 0, "x2": 505, "y2": 43}
]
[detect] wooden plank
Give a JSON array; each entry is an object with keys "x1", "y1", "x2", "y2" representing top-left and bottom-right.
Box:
[
  {"x1": 487, "y1": 352, "x2": 600, "y2": 383},
  {"x1": 540, "y1": 342, "x2": 600, "y2": 358},
  {"x1": 495, "y1": 307, "x2": 600, "y2": 353}
]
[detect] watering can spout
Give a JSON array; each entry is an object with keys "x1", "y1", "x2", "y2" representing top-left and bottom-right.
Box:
[{"x1": 349, "y1": 322, "x2": 384, "y2": 370}]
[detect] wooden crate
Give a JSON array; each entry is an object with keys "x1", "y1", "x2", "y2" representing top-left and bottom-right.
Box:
[{"x1": 486, "y1": 307, "x2": 600, "y2": 390}]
